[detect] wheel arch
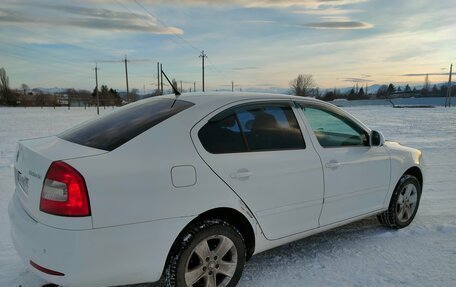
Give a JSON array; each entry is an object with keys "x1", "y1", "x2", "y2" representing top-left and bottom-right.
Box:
[
  {"x1": 163, "y1": 207, "x2": 256, "y2": 277},
  {"x1": 404, "y1": 166, "x2": 423, "y2": 189}
]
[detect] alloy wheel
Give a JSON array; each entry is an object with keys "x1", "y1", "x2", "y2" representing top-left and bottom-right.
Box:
[{"x1": 184, "y1": 235, "x2": 238, "y2": 287}]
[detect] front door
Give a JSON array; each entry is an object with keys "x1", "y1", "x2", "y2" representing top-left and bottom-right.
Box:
[
  {"x1": 193, "y1": 101, "x2": 324, "y2": 240},
  {"x1": 296, "y1": 103, "x2": 390, "y2": 226}
]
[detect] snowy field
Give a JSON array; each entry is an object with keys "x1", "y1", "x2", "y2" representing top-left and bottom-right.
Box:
[{"x1": 0, "y1": 105, "x2": 455, "y2": 287}]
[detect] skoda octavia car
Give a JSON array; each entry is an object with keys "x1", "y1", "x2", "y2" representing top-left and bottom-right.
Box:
[{"x1": 9, "y1": 93, "x2": 424, "y2": 287}]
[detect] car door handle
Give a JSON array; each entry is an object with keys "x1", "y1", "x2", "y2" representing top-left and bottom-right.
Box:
[
  {"x1": 230, "y1": 169, "x2": 253, "y2": 180},
  {"x1": 325, "y1": 161, "x2": 341, "y2": 169}
]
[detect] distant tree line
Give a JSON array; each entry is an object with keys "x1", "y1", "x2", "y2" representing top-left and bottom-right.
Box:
[
  {"x1": 289, "y1": 73, "x2": 454, "y2": 102},
  {"x1": 2, "y1": 67, "x2": 454, "y2": 106},
  {"x1": 0, "y1": 67, "x2": 127, "y2": 107},
  {"x1": 91, "y1": 85, "x2": 122, "y2": 106},
  {"x1": 0, "y1": 66, "x2": 172, "y2": 107}
]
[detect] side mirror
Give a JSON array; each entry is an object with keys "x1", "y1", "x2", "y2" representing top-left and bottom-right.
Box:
[{"x1": 370, "y1": 130, "x2": 385, "y2": 146}]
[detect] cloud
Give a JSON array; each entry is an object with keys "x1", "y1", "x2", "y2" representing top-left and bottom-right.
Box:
[
  {"x1": 319, "y1": 16, "x2": 351, "y2": 21},
  {"x1": 293, "y1": 8, "x2": 363, "y2": 15},
  {"x1": 244, "y1": 20, "x2": 276, "y2": 24},
  {"x1": 93, "y1": 0, "x2": 369, "y2": 9},
  {"x1": 402, "y1": 73, "x2": 450, "y2": 76},
  {"x1": 303, "y1": 21, "x2": 373, "y2": 29},
  {"x1": 241, "y1": 0, "x2": 369, "y2": 8},
  {"x1": 342, "y1": 77, "x2": 374, "y2": 82},
  {"x1": 0, "y1": 5, "x2": 182, "y2": 34},
  {"x1": 44, "y1": 4, "x2": 144, "y2": 19},
  {"x1": 232, "y1": 66, "x2": 259, "y2": 70}
]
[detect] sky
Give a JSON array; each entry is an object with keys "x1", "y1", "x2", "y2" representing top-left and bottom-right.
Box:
[{"x1": 0, "y1": 0, "x2": 455, "y2": 93}]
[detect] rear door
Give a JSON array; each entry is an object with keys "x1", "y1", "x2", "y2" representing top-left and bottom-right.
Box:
[{"x1": 192, "y1": 100, "x2": 324, "y2": 240}]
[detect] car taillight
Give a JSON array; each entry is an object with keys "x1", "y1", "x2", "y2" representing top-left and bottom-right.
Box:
[{"x1": 40, "y1": 161, "x2": 91, "y2": 217}]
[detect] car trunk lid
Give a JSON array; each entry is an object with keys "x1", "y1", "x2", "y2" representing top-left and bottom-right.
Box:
[{"x1": 14, "y1": 136, "x2": 106, "y2": 230}]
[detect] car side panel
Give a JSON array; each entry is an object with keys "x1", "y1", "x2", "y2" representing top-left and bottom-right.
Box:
[
  {"x1": 383, "y1": 141, "x2": 425, "y2": 207},
  {"x1": 190, "y1": 100, "x2": 325, "y2": 240},
  {"x1": 66, "y1": 109, "x2": 252, "y2": 229}
]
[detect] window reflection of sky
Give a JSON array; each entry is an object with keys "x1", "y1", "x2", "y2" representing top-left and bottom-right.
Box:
[{"x1": 303, "y1": 108, "x2": 360, "y2": 136}]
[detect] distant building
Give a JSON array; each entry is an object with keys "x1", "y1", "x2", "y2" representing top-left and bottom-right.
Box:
[
  {"x1": 56, "y1": 94, "x2": 69, "y2": 106},
  {"x1": 390, "y1": 91, "x2": 420, "y2": 98}
]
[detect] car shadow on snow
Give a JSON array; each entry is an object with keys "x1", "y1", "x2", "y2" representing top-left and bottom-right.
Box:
[{"x1": 118, "y1": 215, "x2": 388, "y2": 287}]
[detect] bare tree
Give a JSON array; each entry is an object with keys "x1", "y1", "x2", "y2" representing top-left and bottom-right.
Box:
[
  {"x1": 376, "y1": 84, "x2": 389, "y2": 99},
  {"x1": 0, "y1": 68, "x2": 11, "y2": 104},
  {"x1": 21, "y1": 83, "x2": 29, "y2": 95},
  {"x1": 130, "y1": 88, "x2": 139, "y2": 102},
  {"x1": 290, "y1": 74, "x2": 316, "y2": 97},
  {"x1": 423, "y1": 74, "x2": 431, "y2": 93}
]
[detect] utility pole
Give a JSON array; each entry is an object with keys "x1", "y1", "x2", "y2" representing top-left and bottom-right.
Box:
[
  {"x1": 199, "y1": 51, "x2": 207, "y2": 92},
  {"x1": 157, "y1": 62, "x2": 160, "y2": 95},
  {"x1": 124, "y1": 55, "x2": 130, "y2": 103},
  {"x1": 194, "y1": 81, "x2": 196, "y2": 92},
  {"x1": 446, "y1": 64, "x2": 453, "y2": 107},
  {"x1": 94, "y1": 64, "x2": 100, "y2": 115},
  {"x1": 160, "y1": 64, "x2": 163, "y2": 95},
  {"x1": 232, "y1": 81, "x2": 234, "y2": 92},
  {"x1": 180, "y1": 80, "x2": 183, "y2": 93}
]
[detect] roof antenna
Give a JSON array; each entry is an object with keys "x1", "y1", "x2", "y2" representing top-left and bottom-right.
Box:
[{"x1": 161, "y1": 69, "x2": 181, "y2": 97}]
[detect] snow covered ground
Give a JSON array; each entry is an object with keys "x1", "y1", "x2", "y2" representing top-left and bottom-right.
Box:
[{"x1": 0, "y1": 105, "x2": 455, "y2": 287}]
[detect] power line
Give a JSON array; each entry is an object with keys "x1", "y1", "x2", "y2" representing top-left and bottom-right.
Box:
[
  {"x1": 95, "y1": 55, "x2": 155, "y2": 100},
  {"x1": 132, "y1": 0, "x2": 200, "y2": 52},
  {"x1": 115, "y1": 0, "x2": 193, "y2": 54},
  {"x1": 199, "y1": 51, "x2": 207, "y2": 92},
  {"x1": 124, "y1": 55, "x2": 130, "y2": 103},
  {"x1": 446, "y1": 63, "x2": 453, "y2": 107},
  {"x1": 94, "y1": 64, "x2": 100, "y2": 115},
  {"x1": 129, "y1": 0, "x2": 230, "y2": 85},
  {"x1": 0, "y1": 43, "x2": 92, "y2": 77}
]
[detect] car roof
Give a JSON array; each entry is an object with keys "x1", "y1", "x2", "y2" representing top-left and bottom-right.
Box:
[
  {"x1": 161, "y1": 92, "x2": 371, "y2": 133},
  {"x1": 155, "y1": 92, "x2": 324, "y2": 106}
]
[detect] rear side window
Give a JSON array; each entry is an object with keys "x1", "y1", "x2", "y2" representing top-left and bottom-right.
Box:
[
  {"x1": 198, "y1": 103, "x2": 305, "y2": 154},
  {"x1": 198, "y1": 115, "x2": 246, "y2": 154},
  {"x1": 59, "y1": 99, "x2": 194, "y2": 151}
]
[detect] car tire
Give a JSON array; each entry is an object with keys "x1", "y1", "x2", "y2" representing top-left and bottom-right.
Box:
[
  {"x1": 165, "y1": 219, "x2": 246, "y2": 287},
  {"x1": 377, "y1": 174, "x2": 421, "y2": 229}
]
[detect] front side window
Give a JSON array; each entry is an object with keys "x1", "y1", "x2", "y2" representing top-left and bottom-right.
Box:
[
  {"x1": 198, "y1": 102, "x2": 305, "y2": 154},
  {"x1": 300, "y1": 105, "x2": 368, "y2": 148}
]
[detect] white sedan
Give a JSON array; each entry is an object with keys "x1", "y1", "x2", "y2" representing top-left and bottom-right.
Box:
[{"x1": 9, "y1": 93, "x2": 424, "y2": 287}]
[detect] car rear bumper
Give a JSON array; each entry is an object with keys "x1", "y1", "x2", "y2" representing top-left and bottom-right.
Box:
[{"x1": 8, "y1": 192, "x2": 193, "y2": 287}]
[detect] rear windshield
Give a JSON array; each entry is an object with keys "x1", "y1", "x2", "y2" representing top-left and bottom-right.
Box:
[{"x1": 59, "y1": 99, "x2": 194, "y2": 151}]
